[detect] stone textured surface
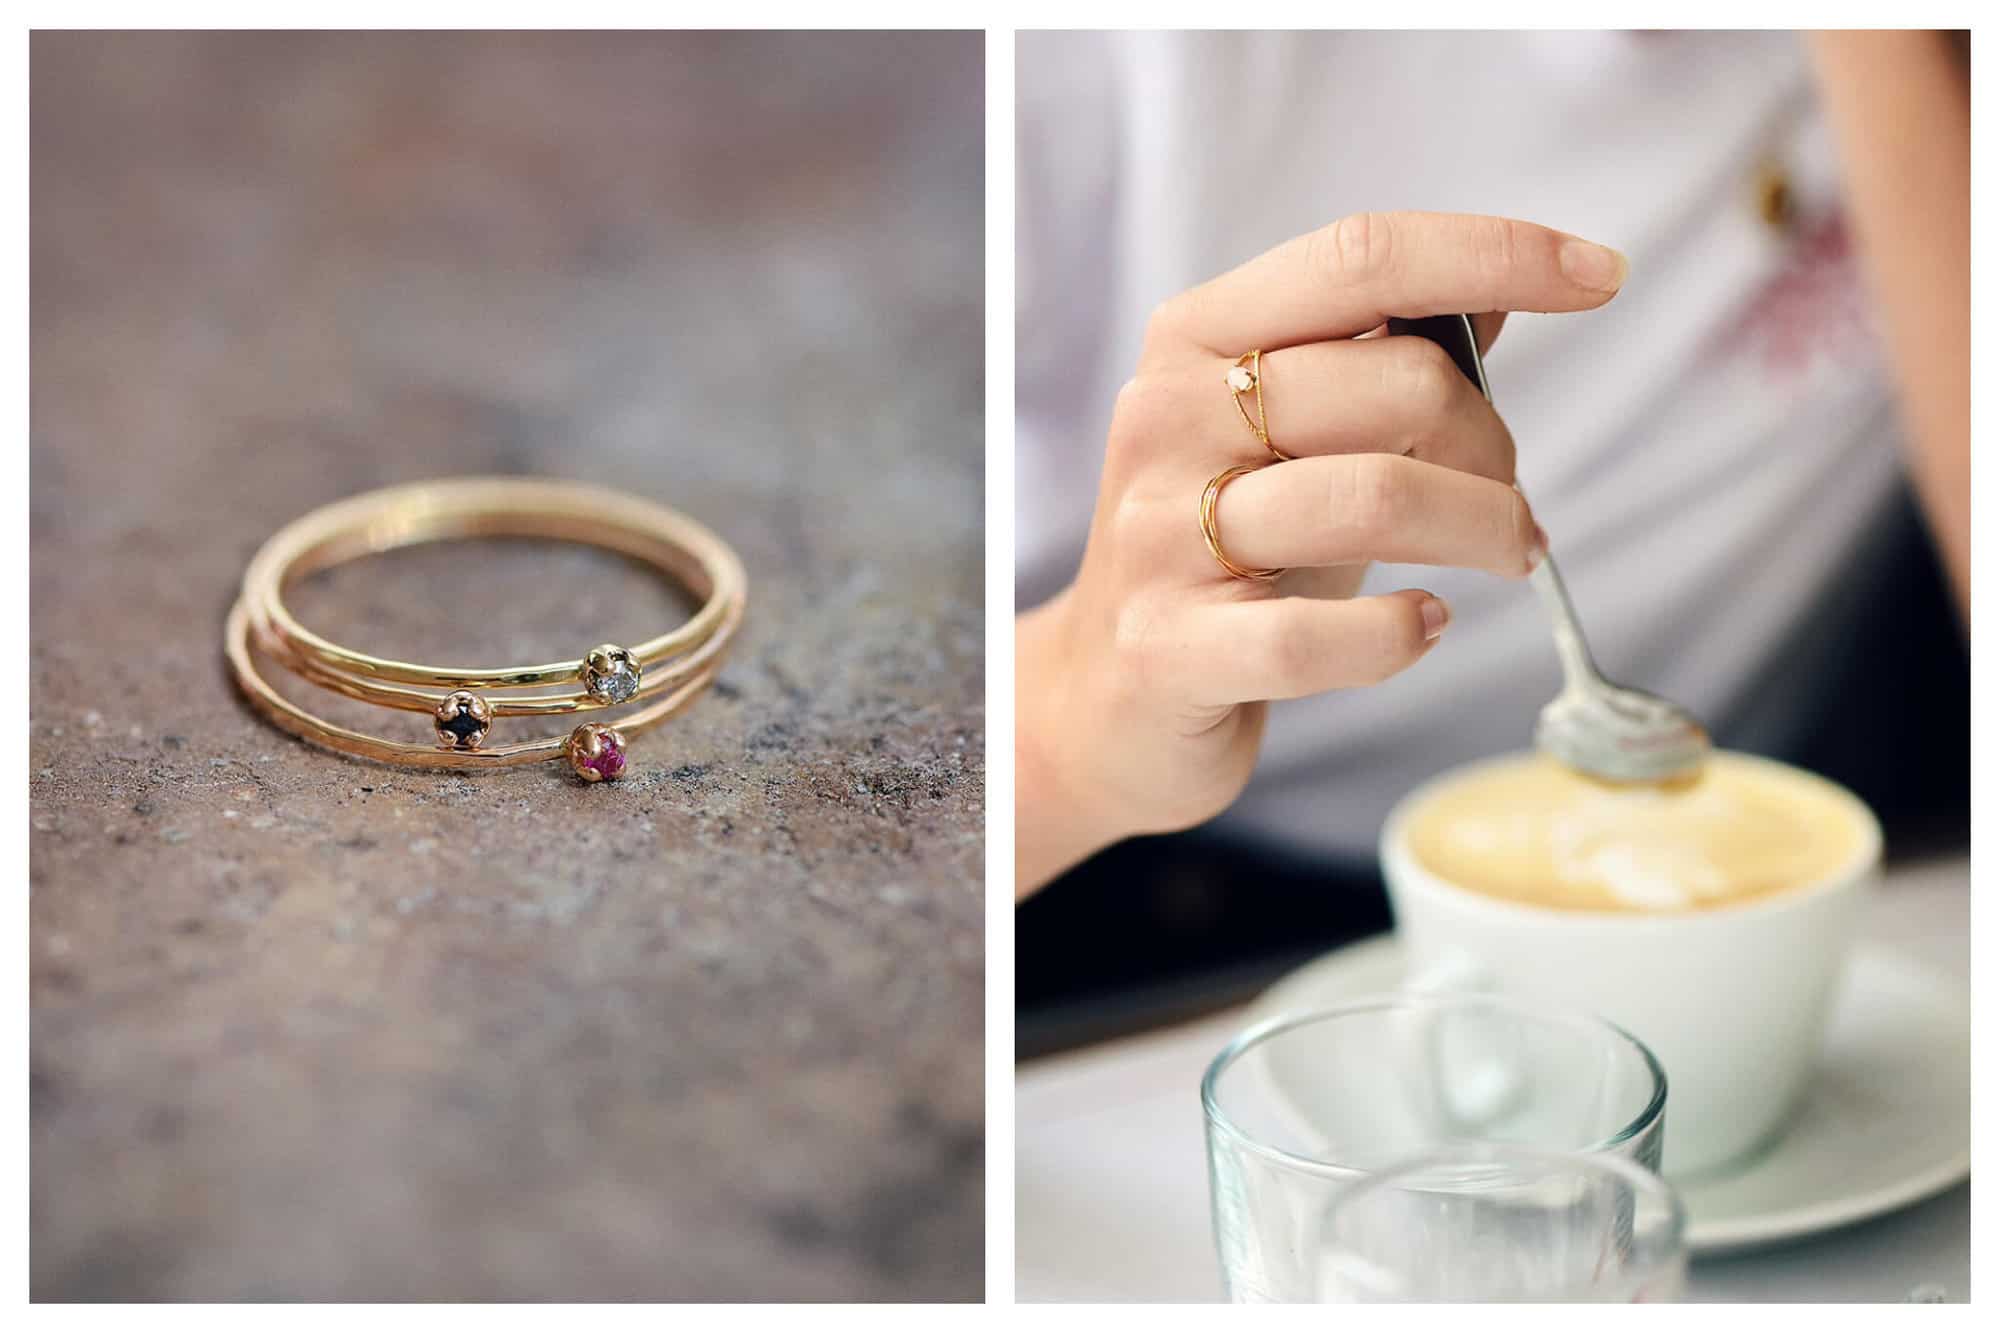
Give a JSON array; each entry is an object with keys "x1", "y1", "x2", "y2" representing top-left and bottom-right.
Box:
[{"x1": 30, "y1": 31, "x2": 983, "y2": 1302}]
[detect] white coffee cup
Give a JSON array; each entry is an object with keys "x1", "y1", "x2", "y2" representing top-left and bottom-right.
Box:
[{"x1": 1380, "y1": 751, "x2": 1880, "y2": 1179}]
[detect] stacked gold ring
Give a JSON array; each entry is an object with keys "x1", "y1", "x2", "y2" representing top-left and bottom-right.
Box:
[
  {"x1": 224, "y1": 477, "x2": 748, "y2": 782},
  {"x1": 1199, "y1": 464, "x2": 1281, "y2": 582},
  {"x1": 1204, "y1": 351, "x2": 1286, "y2": 582}
]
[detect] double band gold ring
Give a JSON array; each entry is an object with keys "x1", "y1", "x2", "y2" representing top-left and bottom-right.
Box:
[{"x1": 1225, "y1": 349, "x2": 1291, "y2": 462}]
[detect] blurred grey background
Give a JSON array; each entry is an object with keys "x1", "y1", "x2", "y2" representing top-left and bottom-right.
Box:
[{"x1": 31, "y1": 30, "x2": 983, "y2": 1301}]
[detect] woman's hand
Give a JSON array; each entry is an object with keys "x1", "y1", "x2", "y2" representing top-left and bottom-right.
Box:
[{"x1": 1017, "y1": 211, "x2": 1629, "y2": 896}]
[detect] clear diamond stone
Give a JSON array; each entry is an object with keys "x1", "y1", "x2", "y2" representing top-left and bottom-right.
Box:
[
  {"x1": 592, "y1": 664, "x2": 639, "y2": 704},
  {"x1": 583, "y1": 644, "x2": 642, "y2": 704}
]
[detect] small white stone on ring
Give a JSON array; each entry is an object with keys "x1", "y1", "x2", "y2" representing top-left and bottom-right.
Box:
[
  {"x1": 583, "y1": 644, "x2": 642, "y2": 705},
  {"x1": 1226, "y1": 365, "x2": 1256, "y2": 392}
]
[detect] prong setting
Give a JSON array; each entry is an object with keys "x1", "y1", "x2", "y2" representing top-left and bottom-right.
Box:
[
  {"x1": 434, "y1": 690, "x2": 493, "y2": 750},
  {"x1": 565, "y1": 723, "x2": 628, "y2": 782},
  {"x1": 582, "y1": 643, "x2": 642, "y2": 705}
]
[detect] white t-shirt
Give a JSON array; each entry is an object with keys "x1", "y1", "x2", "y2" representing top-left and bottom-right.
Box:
[{"x1": 1017, "y1": 30, "x2": 1903, "y2": 861}]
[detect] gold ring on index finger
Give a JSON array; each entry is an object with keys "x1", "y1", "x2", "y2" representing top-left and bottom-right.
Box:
[
  {"x1": 1200, "y1": 464, "x2": 1282, "y2": 582},
  {"x1": 1225, "y1": 350, "x2": 1292, "y2": 462}
]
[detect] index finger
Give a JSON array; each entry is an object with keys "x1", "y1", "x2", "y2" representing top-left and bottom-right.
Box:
[{"x1": 1158, "y1": 212, "x2": 1627, "y2": 355}]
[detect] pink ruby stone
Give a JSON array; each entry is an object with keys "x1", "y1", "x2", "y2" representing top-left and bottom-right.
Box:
[{"x1": 585, "y1": 737, "x2": 626, "y2": 780}]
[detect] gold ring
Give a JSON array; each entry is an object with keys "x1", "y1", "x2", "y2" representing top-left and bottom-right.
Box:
[
  {"x1": 243, "y1": 478, "x2": 742, "y2": 697},
  {"x1": 226, "y1": 596, "x2": 734, "y2": 772},
  {"x1": 225, "y1": 477, "x2": 747, "y2": 780},
  {"x1": 1200, "y1": 464, "x2": 1281, "y2": 582},
  {"x1": 1225, "y1": 349, "x2": 1291, "y2": 461}
]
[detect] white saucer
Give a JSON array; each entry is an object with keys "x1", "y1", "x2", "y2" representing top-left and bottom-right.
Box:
[{"x1": 1250, "y1": 935, "x2": 1970, "y2": 1255}]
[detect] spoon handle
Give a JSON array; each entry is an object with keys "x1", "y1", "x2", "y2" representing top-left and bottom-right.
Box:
[
  {"x1": 1384, "y1": 314, "x2": 1603, "y2": 691},
  {"x1": 1529, "y1": 555, "x2": 1602, "y2": 689}
]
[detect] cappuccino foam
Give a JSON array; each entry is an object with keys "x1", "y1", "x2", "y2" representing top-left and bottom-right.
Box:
[{"x1": 1406, "y1": 753, "x2": 1864, "y2": 913}]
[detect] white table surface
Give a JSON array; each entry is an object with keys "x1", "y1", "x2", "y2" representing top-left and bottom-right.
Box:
[{"x1": 1016, "y1": 858, "x2": 1970, "y2": 1303}]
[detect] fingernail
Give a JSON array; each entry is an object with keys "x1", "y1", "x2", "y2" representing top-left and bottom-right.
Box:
[
  {"x1": 1560, "y1": 239, "x2": 1628, "y2": 293},
  {"x1": 1420, "y1": 596, "x2": 1450, "y2": 642}
]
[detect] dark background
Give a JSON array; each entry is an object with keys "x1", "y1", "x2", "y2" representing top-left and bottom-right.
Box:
[{"x1": 31, "y1": 31, "x2": 984, "y2": 1301}]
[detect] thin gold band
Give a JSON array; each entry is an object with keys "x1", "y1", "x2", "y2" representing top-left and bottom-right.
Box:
[
  {"x1": 1199, "y1": 464, "x2": 1282, "y2": 582},
  {"x1": 242, "y1": 477, "x2": 746, "y2": 693},
  {"x1": 224, "y1": 595, "x2": 737, "y2": 768},
  {"x1": 1228, "y1": 349, "x2": 1292, "y2": 462},
  {"x1": 251, "y1": 632, "x2": 717, "y2": 718}
]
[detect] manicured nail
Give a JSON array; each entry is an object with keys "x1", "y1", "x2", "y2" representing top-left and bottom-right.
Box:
[
  {"x1": 1559, "y1": 239, "x2": 1628, "y2": 293},
  {"x1": 1420, "y1": 596, "x2": 1450, "y2": 642}
]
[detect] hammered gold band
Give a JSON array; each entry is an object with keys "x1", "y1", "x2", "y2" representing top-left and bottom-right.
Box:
[
  {"x1": 225, "y1": 477, "x2": 748, "y2": 778},
  {"x1": 1199, "y1": 464, "x2": 1282, "y2": 582},
  {"x1": 224, "y1": 598, "x2": 736, "y2": 769}
]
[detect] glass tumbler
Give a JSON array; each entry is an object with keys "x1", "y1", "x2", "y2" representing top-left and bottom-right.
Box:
[
  {"x1": 1201, "y1": 994, "x2": 1668, "y2": 1302},
  {"x1": 1317, "y1": 1145, "x2": 1687, "y2": 1301}
]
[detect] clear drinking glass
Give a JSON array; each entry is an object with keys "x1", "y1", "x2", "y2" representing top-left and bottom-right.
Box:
[
  {"x1": 1201, "y1": 994, "x2": 1669, "y2": 1302},
  {"x1": 1317, "y1": 1145, "x2": 1687, "y2": 1301}
]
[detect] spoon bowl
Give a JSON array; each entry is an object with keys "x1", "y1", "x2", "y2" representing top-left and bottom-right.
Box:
[
  {"x1": 1525, "y1": 542, "x2": 1711, "y2": 785},
  {"x1": 1534, "y1": 678, "x2": 1711, "y2": 785}
]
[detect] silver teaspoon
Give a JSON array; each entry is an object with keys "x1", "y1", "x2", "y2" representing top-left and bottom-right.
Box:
[{"x1": 1384, "y1": 314, "x2": 1710, "y2": 784}]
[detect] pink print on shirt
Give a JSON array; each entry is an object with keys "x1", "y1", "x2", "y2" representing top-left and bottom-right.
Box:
[{"x1": 1722, "y1": 210, "x2": 1877, "y2": 381}]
